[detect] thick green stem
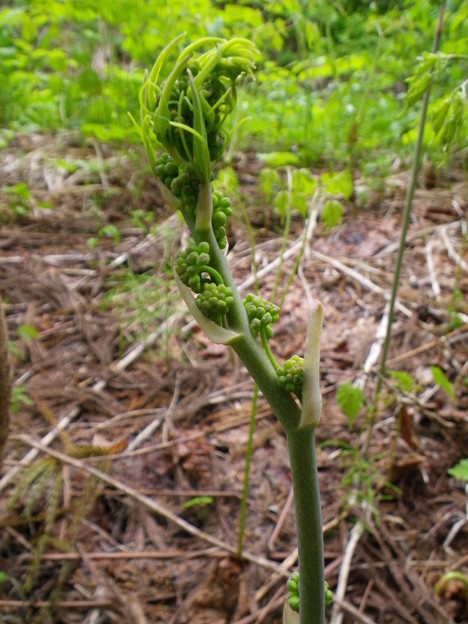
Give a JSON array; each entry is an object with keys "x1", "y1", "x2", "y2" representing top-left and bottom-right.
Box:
[
  {"x1": 287, "y1": 425, "x2": 324, "y2": 624},
  {"x1": 144, "y1": 37, "x2": 325, "y2": 624},
  {"x1": 180, "y1": 83, "x2": 322, "y2": 623},
  {"x1": 190, "y1": 204, "x2": 302, "y2": 431},
  {"x1": 191, "y1": 185, "x2": 324, "y2": 622}
]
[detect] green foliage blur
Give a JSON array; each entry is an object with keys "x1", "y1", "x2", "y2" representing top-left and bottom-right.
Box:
[{"x1": 1, "y1": 0, "x2": 466, "y2": 174}]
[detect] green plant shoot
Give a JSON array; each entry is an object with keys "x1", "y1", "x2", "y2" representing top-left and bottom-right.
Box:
[{"x1": 134, "y1": 36, "x2": 328, "y2": 623}]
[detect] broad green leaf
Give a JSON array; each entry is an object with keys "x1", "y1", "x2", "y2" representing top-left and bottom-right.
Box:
[
  {"x1": 294, "y1": 193, "x2": 308, "y2": 218},
  {"x1": 322, "y1": 199, "x2": 343, "y2": 228},
  {"x1": 18, "y1": 324, "x2": 39, "y2": 342},
  {"x1": 405, "y1": 52, "x2": 438, "y2": 108},
  {"x1": 5, "y1": 182, "x2": 30, "y2": 199},
  {"x1": 258, "y1": 152, "x2": 301, "y2": 167},
  {"x1": 448, "y1": 459, "x2": 468, "y2": 482},
  {"x1": 274, "y1": 189, "x2": 290, "y2": 218},
  {"x1": 337, "y1": 383, "x2": 365, "y2": 427},
  {"x1": 438, "y1": 91, "x2": 465, "y2": 151},
  {"x1": 321, "y1": 170, "x2": 353, "y2": 199},
  {"x1": 431, "y1": 96, "x2": 451, "y2": 137},
  {"x1": 259, "y1": 168, "x2": 282, "y2": 202},
  {"x1": 388, "y1": 370, "x2": 414, "y2": 393},
  {"x1": 431, "y1": 366, "x2": 455, "y2": 399},
  {"x1": 292, "y1": 168, "x2": 317, "y2": 195}
]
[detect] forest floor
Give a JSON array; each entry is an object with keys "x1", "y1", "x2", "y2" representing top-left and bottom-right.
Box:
[{"x1": 0, "y1": 133, "x2": 467, "y2": 624}]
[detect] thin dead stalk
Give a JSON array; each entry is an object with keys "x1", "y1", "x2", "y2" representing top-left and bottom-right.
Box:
[{"x1": 330, "y1": 520, "x2": 365, "y2": 624}]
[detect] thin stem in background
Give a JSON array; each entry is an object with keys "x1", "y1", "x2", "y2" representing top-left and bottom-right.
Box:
[
  {"x1": 237, "y1": 384, "x2": 259, "y2": 558},
  {"x1": 366, "y1": 1, "x2": 447, "y2": 456},
  {"x1": 0, "y1": 296, "x2": 11, "y2": 468},
  {"x1": 272, "y1": 167, "x2": 294, "y2": 304}
]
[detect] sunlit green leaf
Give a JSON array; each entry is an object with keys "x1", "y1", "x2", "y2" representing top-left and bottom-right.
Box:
[
  {"x1": 388, "y1": 370, "x2": 414, "y2": 393},
  {"x1": 258, "y1": 152, "x2": 301, "y2": 167},
  {"x1": 183, "y1": 496, "x2": 214, "y2": 509},
  {"x1": 448, "y1": 459, "x2": 468, "y2": 482},
  {"x1": 431, "y1": 96, "x2": 451, "y2": 137},
  {"x1": 431, "y1": 366, "x2": 455, "y2": 399},
  {"x1": 337, "y1": 383, "x2": 365, "y2": 428},
  {"x1": 321, "y1": 170, "x2": 353, "y2": 200},
  {"x1": 292, "y1": 169, "x2": 317, "y2": 196},
  {"x1": 274, "y1": 189, "x2": 290, "y2": 218},
  {"x1": 322, "y1": 199, "x2": 343, "y2": 229},
  {"x1": 18, "y1": 324, "x2": 40, "y2": 342},
  {"x1": 259, "y1": 168, "x2": 282, "y2": 202}
]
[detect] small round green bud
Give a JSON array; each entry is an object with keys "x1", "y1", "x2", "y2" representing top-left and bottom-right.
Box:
[
  {"x1": 212, "y1": 211, "x2": 227, "y2": 227},
  {"x1": 287, "y1": 572, "x2": 300, "y2": 613},
  {"x1": 276, "y1": 355, "x2": 304, "y2": 394},
  {"x1": 196, "y1": 283, "x2": 233, "y2": 321},
  {"x1": 164, "y1": 161, "x2": 179, "y2": 177},
  {"x1": 176, "y1": 241, "x2": 213, "y2": 293},
  {"x1": 170, "y1": 177, "x2": 182, "y2": 195},
  {"x1": 243, "y1": 294, "x2": 280, "y2": 337}
]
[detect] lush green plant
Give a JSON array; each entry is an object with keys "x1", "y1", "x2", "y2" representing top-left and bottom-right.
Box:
[
  {"x1": 133, "y1": 35, "x2": 329, "y2": 623},
  {"x1": 2, "y1": 1, "x2": 466, "y2": 180}
]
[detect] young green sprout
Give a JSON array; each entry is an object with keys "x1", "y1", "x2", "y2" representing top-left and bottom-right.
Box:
[{"x1": 133, "y1": 35, "x2": 327, "y2": 624}]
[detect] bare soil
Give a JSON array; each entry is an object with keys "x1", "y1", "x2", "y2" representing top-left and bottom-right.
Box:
[{"x1": 0, "y1": 133, "x2": 467, "y2": 624}]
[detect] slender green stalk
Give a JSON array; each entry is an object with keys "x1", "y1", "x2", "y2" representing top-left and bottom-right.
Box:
[
  {"x1": 237, "y1": 384, "x2": 259, "y2": 557},
  {"x1": 272, "y1": 167, "x2": 294, "y2": 302},
  {"x1": 366, "y1": 1, "x2": 447, "y2": 456},
  {"x1": 0, "y1": 296, "x2": 11, "y2": 468},
  {"x1": 193, "y1": 190, "x2": 325, "y2": 623},
  {"x1": 287, "y1": 425, "x2": 324, "y2": 624}
]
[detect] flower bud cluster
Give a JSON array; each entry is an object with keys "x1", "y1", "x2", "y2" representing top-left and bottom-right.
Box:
[
  {"x1": 175, "y1": 241, "x2": 211, "y2": 293},
  {"x1": 276, "y1": 355, "x2": 304, "y2": 394},
  {"x1": 155, "y1": 154, "x2": 200, "y2": 212},
  {"x1": 286, "y1": 572, "x2": 300, "y2": 613},
  {"x1": 175, "y1": 241, "x2": 233, "y2": 324},
  {"x1": 286, "y1": 572, "x2": 333, "y2": 613},
  {"x1": 178, "y1": 61, "x2": 235, "y2": 163},
  {"x1": 196, "y1": 282, "x2": 233, "y2": 320},
  {"x1": 212, "y1": 190, "x2": 233, "y2": 249},
  {"x1": 243, "y1": 294, "x2": 280, "y2": 339},
  {"x1": 139, "y1": 36, "x2": 257, "y2": 186}
]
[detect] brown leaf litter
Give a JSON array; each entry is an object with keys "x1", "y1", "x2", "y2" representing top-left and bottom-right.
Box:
[{"x1": 0, "y1": 133, "x2": 467, "y2": 623}]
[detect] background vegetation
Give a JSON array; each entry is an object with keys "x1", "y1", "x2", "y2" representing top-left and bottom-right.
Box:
[{"x1": 1, "y1": 0, "x2": 466, "y2": 174}]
